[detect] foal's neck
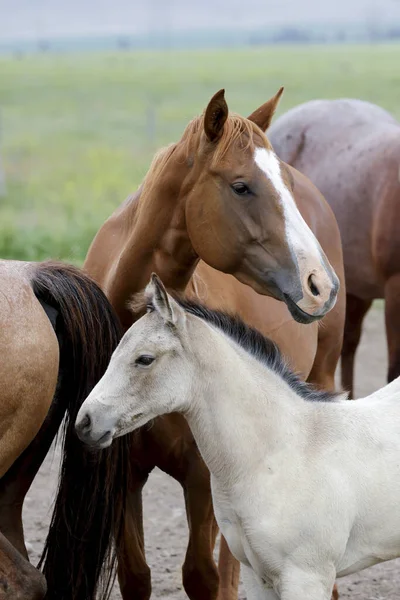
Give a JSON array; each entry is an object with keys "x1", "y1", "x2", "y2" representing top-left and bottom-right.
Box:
[{"x1": 185, "y1": 323, "x2": 306, "y2": 488}]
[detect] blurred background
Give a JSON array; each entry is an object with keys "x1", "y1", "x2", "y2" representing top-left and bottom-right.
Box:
[{"x1": 0, "y1": 0, "x2": 399, "y2": 264}]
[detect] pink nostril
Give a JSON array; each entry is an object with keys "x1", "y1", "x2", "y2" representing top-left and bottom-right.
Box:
[{"x1": 308, "y1": 274, "x2": 320, "y2": 297}]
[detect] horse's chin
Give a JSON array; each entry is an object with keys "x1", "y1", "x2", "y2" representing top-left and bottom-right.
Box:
[
  {"x1": 233, "y1": 268, "x2": 322, "y2": 324},
  {"x1": 232, "y1": 268, "x2": 283, "y2": 302},
  {"x1": 81, "y1": 431, "x2": 114, "y2": 451},
  {"x1": 283, "y1": 294, "x2": 322, "y2": 324}
]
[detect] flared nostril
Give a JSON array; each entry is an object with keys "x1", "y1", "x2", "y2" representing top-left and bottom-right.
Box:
[{"x1": 308, "y1": 274, "x2": 320, "y2": 297}]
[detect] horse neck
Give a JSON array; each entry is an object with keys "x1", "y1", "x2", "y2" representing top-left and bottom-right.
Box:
[
  {"x1": 98, "y1": 148, "x2": 199, "y2": 327},
  {"x1": 184, "y1": 322, "x2": 306, "y2": 488}
]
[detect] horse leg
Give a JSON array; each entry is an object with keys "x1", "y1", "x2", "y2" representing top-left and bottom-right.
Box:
[
  {"x1": 180, "y1": 451, "x2": 220, "y2": 600},
  {"x1": 182, "y1": 472, "x2": 238, "y2": 600},
  {"x1": 117, "y1": 440, "x2": 154, "y2": 600},
  {"x1": 0, "y1": 531, "x2": 46, "y2": 600},
  {"x1": 307, "y1": 278, "x2": 346, "y2": 392},
  {"x1": 217, "y1": 535, "x2": 240, "y2": 600},
  {"x1": 117, "y1": 494, "x2": 151, "y2": 600},
  {"x1": 0, "y1": 502, "x2": 25, "y2": 559},
  {"x1": 341, "y1": 294, "x2": 372, "y2": 397},
  {"x1": 140, "y1": 414, "x2": 221, "y2": 600},
  {"x1": 384, "y1": 274, "x2": 400, "y2": 382},
  {"x1": 0, "y1": 394, "x2": 66, "y2": 560}
]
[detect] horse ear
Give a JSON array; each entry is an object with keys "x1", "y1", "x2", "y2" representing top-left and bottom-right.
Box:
[
  {"x1": 204, "y1": 89, "x2": 228, "y2": 142},
  {"x1": 247, "y1": 87, "x2": 284, "y2": 132},
  {"x1": 146, "y1": 274, "x2": 185, "y2": 326}
]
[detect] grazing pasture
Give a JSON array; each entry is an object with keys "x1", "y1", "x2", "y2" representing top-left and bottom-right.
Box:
[{"x1": 1, "y1": 44, "x2": 400, "y2": 263}]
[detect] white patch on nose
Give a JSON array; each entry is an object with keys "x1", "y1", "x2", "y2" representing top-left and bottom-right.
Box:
[{"x1": 254, "y1": 147, "x2": 321, "y2": 260}]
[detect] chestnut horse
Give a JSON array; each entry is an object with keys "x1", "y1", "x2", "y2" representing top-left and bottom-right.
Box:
[
  {"x1": 269, "y1": 98, "x2": 400, "y2": 397},
  {"x1": 0, "y1": 261, "x2": 130, "y2": 599},
  {"x1": 84, "y1": 89, "x2": 345, "y2": 600}
]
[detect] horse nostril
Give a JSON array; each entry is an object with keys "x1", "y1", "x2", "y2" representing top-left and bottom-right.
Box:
[
  {"x1": 308, "y1": 274, "x2": 320, "y2": 297},
  {"x1": 79, "y1": 413, "x2": 92, "y2": 434}
]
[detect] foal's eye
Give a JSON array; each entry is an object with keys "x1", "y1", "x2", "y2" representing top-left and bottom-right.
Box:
[
  {"x1": 135, "y1": 355, "x2": 155, "y2": 366},
  {"x1": 231, "y1": 182, "x2": 250, "y2": 196}
]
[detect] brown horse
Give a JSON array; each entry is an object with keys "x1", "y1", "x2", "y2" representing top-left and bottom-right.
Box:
[
  {"x1": 0, "y1": 261, "x2": 130, "y2": 599},
  {"x1": 269, "y1": 98, "x2": 400, "y2": 397},
  {"x1": 83, "y1": 89, "x2": 345, "y2": 600}
]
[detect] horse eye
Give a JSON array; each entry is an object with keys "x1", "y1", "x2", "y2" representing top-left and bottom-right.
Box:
[
  {"x1": 232, "y1": 182, "x2": 250, "y2": 196},
  {"x1": 135, "y1": 355, "x2": 155, "y2": 366}
]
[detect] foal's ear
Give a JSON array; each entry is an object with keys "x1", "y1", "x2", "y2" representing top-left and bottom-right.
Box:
[
  {"x1": 204, "y1": 89, "x2": 229, "y2": 142},
  {"x1": 146, "y1": 274, "x2": 185, "y2": 327},
  {"x1": 247, "y1": 87, "x2": 284, "y2": 132}
]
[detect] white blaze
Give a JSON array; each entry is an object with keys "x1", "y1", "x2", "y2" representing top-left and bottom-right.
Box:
[{"x1": 254, "y1": 147, "x2": 321, "y2": 261}]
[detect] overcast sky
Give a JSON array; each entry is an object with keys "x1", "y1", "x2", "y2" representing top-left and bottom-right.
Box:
[{"x1": 1, "y1": 0, "x2": 399, "y2": 41}]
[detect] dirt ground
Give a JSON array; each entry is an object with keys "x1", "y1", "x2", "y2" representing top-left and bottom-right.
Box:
[{"x1": 23, "y1": 305, "x2": 400, "y2": 599}]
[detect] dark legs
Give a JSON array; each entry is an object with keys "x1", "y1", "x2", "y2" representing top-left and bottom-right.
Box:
[
  {"x1": 181, "y1": 453, "x2": 220, "y2": 600},
  {"x1": 341, "y1": 294, "x2": 372, "y2": 397},
  {"x1": 384, "y1": 274, "x2": 400, "y2": 382},
  {"x1": 217, "y1": 536, "x2": 241, "y2": 600},
  {"x1": 0, "y1": 532, "x2": 46, "y2": 600},
  {"x1": 307, "y1": 277, "x2": 346, "y2": 392},
  {"x1": 117, "y1": 467, "x2": 152, "y2": 600},
  {"x1": 0, "y1": 390, "x2": 66, "y2": 594}
]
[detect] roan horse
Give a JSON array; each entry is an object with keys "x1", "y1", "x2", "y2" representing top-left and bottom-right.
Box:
[
  {"x1": 0, "y1": 261, "x2": 130, "y2": 599},
  {"x1": 269, "y1": 98, "x2": 400, "y2": 396},
  {"x1": 78, "y1": 274, "x2": 400, "y2": 600},
  {"x1": 83, "y1": 89, "x2": 345, "y2": 599}
]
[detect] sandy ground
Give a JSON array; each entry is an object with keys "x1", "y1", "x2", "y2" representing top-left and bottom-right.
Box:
[{"x1": 23, "y1": 305, "x2": 400, "y2": 599}]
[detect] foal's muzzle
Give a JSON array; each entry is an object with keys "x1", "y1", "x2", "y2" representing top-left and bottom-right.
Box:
[{"x1": 75, "y1": 411, "x2": 114, "y2": 449}]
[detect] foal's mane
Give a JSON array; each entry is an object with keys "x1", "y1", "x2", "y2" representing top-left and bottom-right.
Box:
[
  {"x1": 135, "y1": 111, "x2": 267, "y2": 217},
  {"x1": 177, "y1": 298, "x2": 341, "y2": 403},
  {"x1": 133, "y1": 289, "x2": 340, "y2": 402}
]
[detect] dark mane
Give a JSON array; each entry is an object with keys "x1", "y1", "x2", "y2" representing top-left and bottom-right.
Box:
[{"x1": 175, "y1": 297, "x2": 340, "y2": 403}]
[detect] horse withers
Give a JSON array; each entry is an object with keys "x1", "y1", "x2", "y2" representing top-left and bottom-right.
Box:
[{"x1": 78, "y1": 274, "x2": 400, "y2": 600}]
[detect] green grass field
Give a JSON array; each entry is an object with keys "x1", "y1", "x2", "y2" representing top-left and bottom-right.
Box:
[{"x1": 0, "y1": 44, "x2": 399, "y2": 263}]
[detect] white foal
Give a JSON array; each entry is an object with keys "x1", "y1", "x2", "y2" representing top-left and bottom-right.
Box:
[{"x1": 76, "y1": 274, "x2": 400, "y2": 600}]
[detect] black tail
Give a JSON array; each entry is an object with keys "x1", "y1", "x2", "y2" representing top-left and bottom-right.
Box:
[{"x1": 31, "y1": 261, "x2": 130, "y2": 600}]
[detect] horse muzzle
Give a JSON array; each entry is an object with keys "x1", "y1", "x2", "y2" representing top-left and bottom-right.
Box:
[{"x1": 75, "y1": 409, "x2": 116, "y2": 449}]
